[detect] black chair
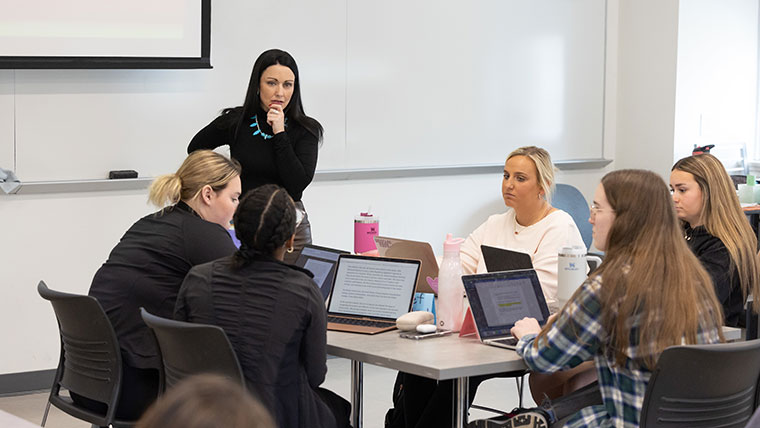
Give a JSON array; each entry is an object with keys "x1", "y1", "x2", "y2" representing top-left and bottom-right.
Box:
[
  {"x1": 139, "y1": 308, "x2": 244, "y2": 391},
  {"x1": 639, "y1": 339, "x2": 760, "y2": 427},
  {"x1": 37, "y1": 280, "x2": 136, "y2": 428}
]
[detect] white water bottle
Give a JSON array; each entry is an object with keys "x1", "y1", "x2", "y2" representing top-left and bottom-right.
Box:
[{"x1": 437, "y1": 233, "x2": 465, "y2": 332}]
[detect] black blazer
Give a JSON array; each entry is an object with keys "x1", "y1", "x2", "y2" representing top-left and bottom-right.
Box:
[
  {"x1": 89, "y1": 202, "x2": 236, "y2": 369},
  {"x1": 174, "y1": 255, "x2": 336, "y2": 428}
]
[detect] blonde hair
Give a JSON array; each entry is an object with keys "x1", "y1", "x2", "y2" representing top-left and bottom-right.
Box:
[
  {"x1": 672, "y1": 154, "x2": 760, "y2": 306},
  {"x1": 507, "y1": 146, "x2": 556, "y2": 203},
  {"x1": 136, "y1": 374, "x2": 275, "y2": 428},
  {"x1": 536, "y1": 170, "x2": 724, "y2": 369},
  {"x1": 148, "y1": 150, "x2": 241, "y2": 208}
]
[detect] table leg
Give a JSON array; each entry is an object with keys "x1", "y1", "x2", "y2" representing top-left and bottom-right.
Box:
[
  {"x1": 351, "y1": 359, "x2": 363, "y2": 428},
  {"x1": 453, "y1": 376, "x2": 469, "y2": 428}
]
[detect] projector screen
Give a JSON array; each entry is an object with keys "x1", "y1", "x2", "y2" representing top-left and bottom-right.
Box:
[{"x1": 0, "y1": 0, "x2": 210, "y2": 68}]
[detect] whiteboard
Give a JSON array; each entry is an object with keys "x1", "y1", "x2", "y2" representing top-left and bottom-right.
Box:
[{"x1": 3, "y1": 0, "x2": 606, "y2": 182}]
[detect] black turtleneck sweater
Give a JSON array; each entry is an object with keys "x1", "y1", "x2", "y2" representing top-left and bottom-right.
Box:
[
  {"x1": 188, "y1": 105, "x2": 319, "y2": 201},
  {"x1": 684, "y1": 224, "x2": 744, "y2": 327}
]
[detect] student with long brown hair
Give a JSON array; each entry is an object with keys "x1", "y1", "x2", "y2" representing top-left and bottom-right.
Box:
[
  {"x1": 671, "y1": 154, "x2": 760, "y2": 327},
  {"x1": 499, "y1": 170, "x2": 724, "y2": 427}
]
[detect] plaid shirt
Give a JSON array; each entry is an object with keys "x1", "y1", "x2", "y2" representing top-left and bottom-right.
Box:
[{"x1": 516, "y1": 275, "x2": 722, "y2": 428}]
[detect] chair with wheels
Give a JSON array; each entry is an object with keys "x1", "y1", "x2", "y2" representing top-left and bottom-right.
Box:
[
  {"x1": 139, "y1": 308, "x2": 244, "y2": 391},
  {"x1": 37, "y1": 280, "x2": 136, "y2": 428},
  {"x1": 639, "y1": 339, "x2": 760, "y2": 427}
]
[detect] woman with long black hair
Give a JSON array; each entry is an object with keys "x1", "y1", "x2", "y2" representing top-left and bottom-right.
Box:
[{"x1": 189, "y1": 49, "x2": 322, "y2": 255}]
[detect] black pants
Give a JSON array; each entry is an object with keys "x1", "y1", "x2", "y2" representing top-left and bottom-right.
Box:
[
  {"x1": 388, "y1": 372, "x2": 490, "y2": 428},
  {"x1": 543, "y1": 381, "x2": 602, "y2": 426},
  {"x1": 317, "y1": 387, "x2": 353, "y2": 428},
  {"x1": 70, "y1": 364, "x2": 160, "y2": 421}
]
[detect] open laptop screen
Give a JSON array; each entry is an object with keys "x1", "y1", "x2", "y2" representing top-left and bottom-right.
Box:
[
  {"x1": 295, "y1": 245, "x2": 349, "y2": 301},
  {"x1": 328, "y1": 255, "x2": 420, "y2": 320},
  {"x1": 463, "y1": 270, "x2": 550, "y2": 340}
]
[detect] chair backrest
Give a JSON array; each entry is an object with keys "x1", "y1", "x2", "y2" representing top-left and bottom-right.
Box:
[
  {"x1": 553, "y1": 183, "x2": 592, "y2": 250},
  {"x1": 140, "y1": 308, "x2": 245, "y2": 390},
  {"x1": 639, "y1": 339, "x2": 760, "y2": 428},
  {"x1": 37, "y1": 280, "x2": 123, "y2": 426}
]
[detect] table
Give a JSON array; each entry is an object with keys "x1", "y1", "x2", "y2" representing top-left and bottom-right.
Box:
[{"x1": 327, "y1": 330, "x2": 527, "y2": 428}]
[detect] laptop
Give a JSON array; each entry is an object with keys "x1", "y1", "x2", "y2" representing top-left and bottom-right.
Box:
[
  {"x1": 374, "y1": 236, "x2": 438, "y2": 294},
  {"x1": 293, "y1": 244, "x2": 350, "y2": 302},
  {"x1": 481, "y1": 245, "x2": 533, "y2": 272},
  {"x1": 462, "y1": 269, "x2": 550, "y2": 349},
  {"x1": 327, "y1": 254, "x2": 421, "y2": 334}
]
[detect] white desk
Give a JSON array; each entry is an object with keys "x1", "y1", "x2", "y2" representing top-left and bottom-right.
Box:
[{"x1": 327, "y1": 330, "x2": 527, "y2": 428}]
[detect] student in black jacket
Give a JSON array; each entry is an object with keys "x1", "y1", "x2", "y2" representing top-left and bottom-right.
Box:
[
  {"x1": 188, "y1": 49, "x2": 322, "y2": 256},
  {"x1": 175, "y1": 184, "x2": 350, "y2": 428},
  {"x1": 671, "y1": 154, "x2": 760, "y2": 327},
  {"x1": 85, "y1": 150, "x2": 241, "y2": 419}
]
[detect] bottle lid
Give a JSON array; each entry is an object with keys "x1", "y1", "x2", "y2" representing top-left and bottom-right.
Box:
[
  {"x1": 748, "y1": 175, "x2": 756, "y2": 186},
  {"x1": 444, "y1": 233, "x2": 465, "y2": 252}
]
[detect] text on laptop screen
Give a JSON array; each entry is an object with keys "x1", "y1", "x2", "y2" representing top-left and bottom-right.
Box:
[
  {"x1": 472, "y1": 273, "x2": 548, "y2": 339},
  {"x1": 329, "y1": 257, "x2": 419, "y2": 319},
  {"x1": 298, "y1": 247, "x2": 341, "y2": 290}
]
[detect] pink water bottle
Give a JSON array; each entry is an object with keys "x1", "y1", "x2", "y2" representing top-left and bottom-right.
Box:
[
  {"x1": 437, "y1": 233, "x2": 465, "y2": 332},
  {"x1": 354, "y1": 212, "x2": 379, "y2": 254}
]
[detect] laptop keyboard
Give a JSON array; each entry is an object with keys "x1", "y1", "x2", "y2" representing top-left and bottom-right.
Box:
[
  {"x1": 328, "y1": 316, "x2": 395, "y2": 328},
  {"x1": 491, "y1": 337, "x2": 518, "y2": 346}
]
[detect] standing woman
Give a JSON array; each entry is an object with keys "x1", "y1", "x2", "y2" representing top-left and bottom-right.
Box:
[
  {"x1": 189, "y1": 49, "x2": 322, "y2": 254},
  {"x1": 670, "y1": 154, "x2": 760, "y2": 327},
  {"x1": 503, "y1": 170, "x2": 724, "y2": 427},
  {"x1": 86, "y1": 150, "x2": 241, "y2": 420}
]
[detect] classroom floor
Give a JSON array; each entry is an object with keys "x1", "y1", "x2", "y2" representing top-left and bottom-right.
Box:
[{"x1": 0, "y1": 357, "x2": 535, "y2": 428}]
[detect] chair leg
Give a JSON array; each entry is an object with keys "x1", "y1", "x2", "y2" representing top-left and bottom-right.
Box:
[
  {"x1": 515, "y1": 375, "x2": 524, "y2": 408},
  {"x1": 41, "y1": 400, "x2": 51, "y2": 427}
]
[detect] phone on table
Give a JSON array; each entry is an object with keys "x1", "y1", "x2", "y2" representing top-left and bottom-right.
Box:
[{"x1": 399, "y1": 329, "x2": 452, "y2": 340}]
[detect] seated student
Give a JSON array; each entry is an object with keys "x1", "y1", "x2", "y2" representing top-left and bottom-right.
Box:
[
  {"x1": 461, "y1": 145, "x2": 585, "y2": 312},
  {"x1": 85, "y1": 150, "x2": 241, "y2": 420},
  {"x1": 671, "y1": 154, "x2": 760, "y2": 327},
  {"x1": 174, "y1": 184, "x2": 351, "y2": 428},
  {"x1": 386, "y1": 146, "x2": 586, "y2": 428},
  {"x1": 501, "y1": 169, "x2": 724, "y2": 427},
  {"x1": 136, "y1": 374, "x2": 275, "y2": 428}
]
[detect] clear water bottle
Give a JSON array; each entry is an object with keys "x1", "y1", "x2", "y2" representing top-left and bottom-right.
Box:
[{"x1": 437, "y1": 233, "x2": 465, "y2": 332}]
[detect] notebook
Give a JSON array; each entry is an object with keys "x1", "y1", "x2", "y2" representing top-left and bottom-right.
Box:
[
  {"x1": 462, "y1": 269, "x2": 550, "y2": 350},
  {"x1": 374, "y1": 236, "x2": 438, "y2": 294},
  {"x1": 480, "y1": 245, "x2": 533, "y2": 272},
  {"x1": 293, "y1": 244, "x2": 350, "y2": 302},
  {"x1": 326, "y1": 254, "x2": 421, "y2": 334}
]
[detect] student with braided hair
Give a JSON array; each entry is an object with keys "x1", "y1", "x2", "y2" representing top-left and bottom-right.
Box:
[{"x1": 174, "y1": 184, "x2": 350, "y2": 428}]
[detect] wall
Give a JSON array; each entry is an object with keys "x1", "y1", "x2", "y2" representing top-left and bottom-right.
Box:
[
  {"x1": 615, "y1": 0, "x2": 681, "y2": 178},
  {"x1": 1, "y1": 0, "x2": 690, "y2": 376},
  {"x1": 674, "y1": 0, "x2": 759, "y2": 164}
]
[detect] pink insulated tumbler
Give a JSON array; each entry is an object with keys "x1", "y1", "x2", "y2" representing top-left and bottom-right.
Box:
[{"x1": 354, "y1": 212, "x2": 379, "y2": 254}]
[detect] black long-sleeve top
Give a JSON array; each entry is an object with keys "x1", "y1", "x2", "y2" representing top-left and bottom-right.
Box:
[
  {"x1": 174, "y1": 255, "x2": 335, "y2": 428},
  {"x1": 88, "y1": 202, "x2": 237, "y2": 369},
  {"x1": 684, "y1": 224, "x2": 744, "y2": 327},
  {"x1": 188, "y1": 105, "x2": 318, "y2": 201}
]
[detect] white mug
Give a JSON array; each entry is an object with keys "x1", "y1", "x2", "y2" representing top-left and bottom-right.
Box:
[{"x1": 557, "y1": 246, "x2": 602, "y2": 309}]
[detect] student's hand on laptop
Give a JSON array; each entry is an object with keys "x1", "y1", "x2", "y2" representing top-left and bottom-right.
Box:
[{"x1": 511, "y1": 317, "x2": 541, "y2": 339}]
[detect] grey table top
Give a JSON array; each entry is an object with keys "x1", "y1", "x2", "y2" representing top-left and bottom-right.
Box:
[{"x1": 327, "y1": 330, "x2": 527, "y2": 380}]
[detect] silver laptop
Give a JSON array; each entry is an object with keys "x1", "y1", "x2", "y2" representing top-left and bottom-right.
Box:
[
  {"x1": 326, "y1": 254, "x2": 421, "y2": 334},
  {"x1": 462, "y1": 269, "x2": 550, "y2": 349}
]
